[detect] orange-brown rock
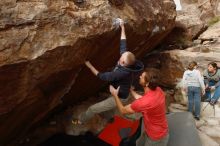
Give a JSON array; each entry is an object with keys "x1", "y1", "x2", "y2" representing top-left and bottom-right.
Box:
[
  {"x1": 0, "y1": 0, "x2": 176, "y2": 145},
  {"x1": 143, "y1": 21, "x2": 220, "y2": 103},
  {"x1": 162, "y1": 0, "x2": 220, "y2": 51}
]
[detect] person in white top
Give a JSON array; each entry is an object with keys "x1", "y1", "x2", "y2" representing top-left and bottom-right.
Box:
[{"x1": 182, "y1": 61, "x2": 205, "y2": 120}]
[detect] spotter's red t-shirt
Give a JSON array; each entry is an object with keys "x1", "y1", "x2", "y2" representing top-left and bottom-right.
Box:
[{"x1": 131, "y1": 87, "x2": 168, "y2": 140}]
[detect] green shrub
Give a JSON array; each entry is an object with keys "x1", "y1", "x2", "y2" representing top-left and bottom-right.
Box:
[{"x1": 208, "y1": 16, "x2": 220, "y2": 26}]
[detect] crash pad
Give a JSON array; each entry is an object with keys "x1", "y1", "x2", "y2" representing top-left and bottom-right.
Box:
[
  {"x1": 167, "y1": 112, "x2": 202, "y2": 146},
  {"x1": 98, "y1": 115, "x2": 139, "y2": 146}
]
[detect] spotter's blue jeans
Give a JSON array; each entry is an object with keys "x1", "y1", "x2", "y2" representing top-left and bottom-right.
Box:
[
  {"x1": 187, "y1": 86, "x2": 201, "y2": 118},
  {"x1": 205, "y1": 80, "x2": 220, "y2": 101}
]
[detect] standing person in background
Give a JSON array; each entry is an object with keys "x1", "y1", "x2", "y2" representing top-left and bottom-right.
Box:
[
  {"x1": 110, "y1": 71, "x2": 169, "y2": 146},
  {"x1": 182, "y1": 61, "x2": 205, "y2": 120},
  {"x1": 203, "y1": 62, "x2": 220, "y2": 105}
]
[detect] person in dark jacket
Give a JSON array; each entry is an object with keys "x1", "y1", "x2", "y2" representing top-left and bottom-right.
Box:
[
  {"x1": 109, "y1": 71, "x2": 169, "y2": 146},
  {"x1": 74, "y1": 19, "x2": 144, "y2": 124}
]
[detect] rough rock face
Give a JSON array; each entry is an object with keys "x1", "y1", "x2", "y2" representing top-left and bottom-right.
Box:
[
  {"x1": 197, "y1": 0, "x2": 220, "y2": 22},
  {"x1": 177, "y1": 1, "x2": 206, "y2": 40},
  {"x1": 162, "y1": 0, "x2": 220, "y2": 50},
  {"x1": 143, "y1": 20, "x2": 220, "y2": 103},
  {"x1": 181, "y1": 0, "x2": 220, "y2": 21},
  {"x1": 157, "y1": 0, "x2": 205, "y2": 51},
  {"x1": 0, "y1": 0, "x2": 176, "y2": 145}
]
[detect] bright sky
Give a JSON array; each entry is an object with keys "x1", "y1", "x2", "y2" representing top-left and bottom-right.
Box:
[{"x1": 174, "y1": 0, "x2": 182, "y2": 11}]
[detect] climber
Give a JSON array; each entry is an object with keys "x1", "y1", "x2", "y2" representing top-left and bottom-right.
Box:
[
  {"x1": 204, "y1": 62, "x2": 220, "y2": 105},
  {"x1": 109, "y1": 71, "x2": 169, "y2": 146},
  {"x1": 72, "y1": 18, "x2": 144, "y2": 124}
]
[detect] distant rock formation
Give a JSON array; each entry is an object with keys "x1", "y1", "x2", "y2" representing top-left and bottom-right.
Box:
[{"x1": 143, "y1": 19, "x2": 220, "y2": 104}]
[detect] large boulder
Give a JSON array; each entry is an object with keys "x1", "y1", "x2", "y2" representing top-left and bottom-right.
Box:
[
  {"x1": 0, "y1": 0, "x2": 176, "y2": 145},
  {"x1": 199, "y1": 20, "x2": 220, "y2": 40},
  {"x1": 180, "y1": 0, "x2": 220, "y2": 22},
  {"x1": 198, "y1": 130, "x2": 220, "y2": 146},
  {"x1": 197, "y1": 0, "x2": 220, "y2": 22},
  {"x1": 176, "y1": 2, "x2": 206, "y2": 40},
  {"x1": 143, "y1": 20, "x2": 220, "y2": 103},
  {"x1": 162, "y1": 0, "x2": 220, "y2": 51}
]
